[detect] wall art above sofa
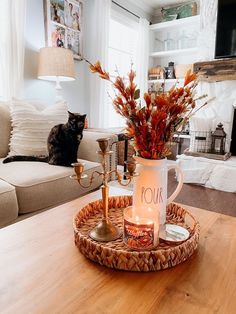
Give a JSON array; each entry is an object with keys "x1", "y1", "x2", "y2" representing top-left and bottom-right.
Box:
[{"x1": 43, "y1": 0, "x2": 83, "y2": 60}]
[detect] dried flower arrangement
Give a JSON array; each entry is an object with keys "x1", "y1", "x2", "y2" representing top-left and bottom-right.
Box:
[{"x1": 88, "y1": 61, "x2": 208, "y2": 160}]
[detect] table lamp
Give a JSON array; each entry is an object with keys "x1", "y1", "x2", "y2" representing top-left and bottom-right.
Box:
[{"x1": 38, "y1": 47, "x2": 75, "y2": 100}]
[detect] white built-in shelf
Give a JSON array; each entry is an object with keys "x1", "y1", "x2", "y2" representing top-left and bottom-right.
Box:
[
  {"x1": 148, "y1": 78, "x2": 184, "y2": 84},
  {"x1": 148, "y1": 14, "x2": 200, "y2": 93},
  {"x1": 150, "y1": 15, "x2": 200, "y2": 31},
  {"x1": 149, "y1": 47, "x2": 198, "y2": 58}
]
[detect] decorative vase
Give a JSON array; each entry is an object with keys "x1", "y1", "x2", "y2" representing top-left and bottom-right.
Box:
[{"x1": 133, "y1": 156, "x2": 184, "y2": 226}]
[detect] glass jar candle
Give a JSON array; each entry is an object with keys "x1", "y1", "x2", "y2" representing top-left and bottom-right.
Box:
[{"x1": 123, "y1": 206, "x2": 159, "y2": 251}]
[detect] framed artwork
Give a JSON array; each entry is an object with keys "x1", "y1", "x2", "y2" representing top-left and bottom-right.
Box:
[{"x1": 43, "y1": 0, "x2": 83, "y2": 60}]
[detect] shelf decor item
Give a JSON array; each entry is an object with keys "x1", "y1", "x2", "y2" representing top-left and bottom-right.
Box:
[
  {"x1": 164, "y1": 61, "x2": 176, "y2": 79},
  {"x1": 88, "y1": 60, "x2": 207, "y2": 249},
  {"x1": 163, "y1": 33, "x2": 175, "y2": 51},
  {"x1": 161, "y1": 2, "x2": 197, "y2": 22},
  {"x1": 148, "y1": 66, "x2": 163, "y2": 80},
  {"x1": 175, "y1": 64, "x2": 193, "y2": 79}
]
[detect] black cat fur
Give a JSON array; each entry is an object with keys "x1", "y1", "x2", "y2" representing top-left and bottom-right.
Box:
[{"x1": 3, "y1": 112, "x2": 86, "y2": 167}]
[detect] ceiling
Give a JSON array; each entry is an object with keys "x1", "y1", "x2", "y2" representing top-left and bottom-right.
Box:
[{"x1": 142, "y1": 0, "x2": 188, "y2": 9}]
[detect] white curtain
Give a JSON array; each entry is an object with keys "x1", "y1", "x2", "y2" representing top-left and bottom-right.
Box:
[
  {"x1": 0, "y1": 0, "x2": 26, "y2": 101},
  {"x1": 88, "y1": 0, "x2": 111, "y2": 128},
  {"x1": 136, "y1": 18, "x2": 149, "y2": 102}
]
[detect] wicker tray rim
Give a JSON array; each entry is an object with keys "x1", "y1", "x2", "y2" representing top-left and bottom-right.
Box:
[{"x1": 73, "y1": 195, "x2": 200, "y2": 271}]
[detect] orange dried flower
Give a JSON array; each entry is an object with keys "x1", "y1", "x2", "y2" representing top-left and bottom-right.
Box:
[
  {"x1": 184, "y1": 69, "x2": 197, "y2": 86},
  {"x1": 88, "y1": 60, "x2": 207, "y2": 159},
  {"x1": 89, "y1": 61, "x2": 110, "y2": 80}
]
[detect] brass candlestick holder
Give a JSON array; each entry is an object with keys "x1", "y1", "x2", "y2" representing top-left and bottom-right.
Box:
[{"x1": 71, "y1": 138, "x2": 138, "y2": 242}]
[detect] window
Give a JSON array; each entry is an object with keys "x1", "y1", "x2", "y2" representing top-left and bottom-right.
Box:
[{"x1": 106, "y1": 10, "x2": 138, "y2": 128}]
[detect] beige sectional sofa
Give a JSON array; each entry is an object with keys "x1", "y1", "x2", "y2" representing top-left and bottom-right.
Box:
[{"x1": 0, "y1": 103, "x2": 118, "y2": 228}]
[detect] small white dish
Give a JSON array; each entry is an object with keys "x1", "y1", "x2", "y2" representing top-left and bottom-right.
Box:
[{"x1": 159, "y1": 224, "x2": 190, "y2": 244}]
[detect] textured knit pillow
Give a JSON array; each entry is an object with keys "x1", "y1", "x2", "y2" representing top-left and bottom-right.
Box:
[
  {"x1": 0, "y1": 102, "x2": 11, "y2": 158},
  {"x1": 8, "y1": 100, "x2": 68, "y2": 156}
]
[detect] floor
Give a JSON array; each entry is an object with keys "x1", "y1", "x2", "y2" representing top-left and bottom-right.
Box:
[
  {"x1": 112, "y1": 167, "x2": 236, "y2": 217},
  {"x1": 168, "y1": 170, "x2": 236, "y2": 217}
]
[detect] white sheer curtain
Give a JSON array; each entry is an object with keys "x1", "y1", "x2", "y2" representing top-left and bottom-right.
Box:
[
  {"x1": 106, "y1": 9, "x2": 139, "y2": 128},
  {"x1": 136, "y1": 18, "x2": 149, "y2": 102},
  {"x1": 0, "y1": 0, "x2": 26, "y2": 100},
  {"x1": 88, "y1": 0, "x2": 111, "y2": 128}
]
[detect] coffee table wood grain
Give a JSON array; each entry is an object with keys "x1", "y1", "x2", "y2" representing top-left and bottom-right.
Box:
[{"x1": 0, "y1": 187, "x2": 236, "y2": 314}]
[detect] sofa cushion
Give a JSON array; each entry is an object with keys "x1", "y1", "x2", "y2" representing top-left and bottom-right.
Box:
[
  {"x1": 0, "y1": 159, "x2": 102, "y2": 214},
  {"x1": 0, "y1": 102, "x2": 11, "y2": 158},
  {"x1": 8, "y1": 100, "x2": 68, "y2": 156},
  {"x1": 0, "y1": 179, "x2": 18, "y2": 227}
]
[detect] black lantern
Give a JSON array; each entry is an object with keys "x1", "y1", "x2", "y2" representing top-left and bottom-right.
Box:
[{"x1": 211, "y1": 123, "x2": 226, "y2": 155}]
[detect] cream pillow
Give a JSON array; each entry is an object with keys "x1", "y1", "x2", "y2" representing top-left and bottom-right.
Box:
[
  {"x1": 0, "y1": 102, "x2": 11, "y2": 158},
  {"x1": 8, "y1": 100, "x2": 68, "y2": 156}
]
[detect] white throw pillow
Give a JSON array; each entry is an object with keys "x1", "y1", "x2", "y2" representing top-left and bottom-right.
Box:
[
  {"x1": 8, "y1": 100, "x2": 68, "y2": 156},
  {"x1": 0, "y1": 101, "x2": 11, "y2": 158}
]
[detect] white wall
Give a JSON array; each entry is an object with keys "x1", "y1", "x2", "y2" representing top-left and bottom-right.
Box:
[
  {"x1": 23, "y1": 0, "x2": 151, "y2": 119},
  {"x1": 24, "y1": 0, "x2": 87, "y2": 114}
]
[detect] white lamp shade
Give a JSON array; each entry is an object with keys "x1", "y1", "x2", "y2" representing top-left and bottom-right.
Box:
[{"x1": 38, "y1": 47, "x2": 75, "y2": 81}]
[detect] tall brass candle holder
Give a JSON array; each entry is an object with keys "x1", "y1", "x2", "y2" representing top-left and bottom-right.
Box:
[{"x1": 71, "y1": 138, "x2": 138, "y2": 242}]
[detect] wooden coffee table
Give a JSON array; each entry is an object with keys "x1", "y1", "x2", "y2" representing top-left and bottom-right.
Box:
[{"x1": 0, "y1": 187, "x2": 236, "y2": 313}]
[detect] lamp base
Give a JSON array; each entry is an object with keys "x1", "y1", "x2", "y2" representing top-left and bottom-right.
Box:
[{"x1": 89, "y1": 219, "x2": 122, "y2": 242}]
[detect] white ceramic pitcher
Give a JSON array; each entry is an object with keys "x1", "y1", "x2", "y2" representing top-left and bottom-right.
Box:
[{"x1": 133, "y1": 156, "x2": 184, "y2": 225}]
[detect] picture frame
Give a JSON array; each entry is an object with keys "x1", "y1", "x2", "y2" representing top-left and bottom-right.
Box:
[{"x1": 43, "y1": 0, "x2": 83, "y2": 60}]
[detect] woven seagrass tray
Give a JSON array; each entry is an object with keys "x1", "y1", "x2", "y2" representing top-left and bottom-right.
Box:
[{"x1": 73, "y1": 196, "x2": 200, "y2": 272}]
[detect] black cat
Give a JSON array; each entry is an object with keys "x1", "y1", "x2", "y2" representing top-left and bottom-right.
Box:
[{"x1": 3, "y1": 112, "x2": 86, "y2": 167}]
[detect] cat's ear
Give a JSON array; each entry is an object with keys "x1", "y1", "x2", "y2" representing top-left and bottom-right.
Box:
[
  {"x1": 81, "y1": 114, "x2": 86, "y2": 122},
  {"x1": 68, "y1": 111, "x2": 75, "y2": 119}
]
